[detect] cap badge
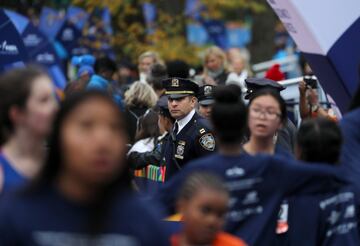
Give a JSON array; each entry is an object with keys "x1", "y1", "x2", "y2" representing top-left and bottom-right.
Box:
[
  {"x1": 204, "y1": 86, "x2": 212, "y2": 96},
  {"x1": 171, "y1": 78, "x2": 179, "y2": 87}
]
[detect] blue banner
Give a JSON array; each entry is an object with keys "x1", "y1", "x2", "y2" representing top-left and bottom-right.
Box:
[
  {"x1": 6, "y1": 10, "x2": 60, "y2": 66},
  {"x1": 39, "y1": 7, "x2": 65, "y2": 40},
  {"x1": 187, "y1": 23, "x2": 251, "y2": 48},
  {"x1": 0, "y1": 9, "x2": 28, "y2": 72},
  {"x1": 143, "y1": 3, "x2": 156, "y2": 24},
  {"x1": 142, "y1": 2, "x2": 156, "y2": 34},
  {"x1": 5, "y1": 9, "x2": 66, "y2": 89},
  {"x1": 102, "y1": 7, "x2": 113, "y2": 35},
  {"x1": 186, "y1": 23, "x2": 208, "y2": 45},
  {"x1": 185, "y1": 0, "x2": 203, "y2": 20},
  {"x1": 83, "y1": 7, "x2": 115, "y2": 58},
  {"x1": 56, "y1": 21, "x2": 83, "y2": 57},
  {"x1": 67, "y1": 6, "x2": 89, "y2": 31},
  {"x1": 202, "y1": 19, "x2": 229, "y2": 49},
  {"x1": 227, "y1": 27, "x2": 251, "y2": 48}
]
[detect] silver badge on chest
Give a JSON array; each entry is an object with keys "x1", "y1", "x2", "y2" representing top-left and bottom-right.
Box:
[{"x1": 175, "y1": 141, "x2": 186, "y2": 159}]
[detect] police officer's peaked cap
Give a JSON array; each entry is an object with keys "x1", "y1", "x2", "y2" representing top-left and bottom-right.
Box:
[
  {"x1": 163, "y1": 77, "x2": 199, "y2": 99},
  {"x1": 244, "y1": 77, "x2": 285, "y2": 99},
  {"x1": 198, "y1": 85, "x2": 215, "y2": 106}
]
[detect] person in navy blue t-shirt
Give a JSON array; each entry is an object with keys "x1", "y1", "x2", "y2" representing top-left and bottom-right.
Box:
[
  {"x1": 340, "y1": 66, "x2": 360, "y2": 195},
  {"x1": 156, "y1": 84, "x2": 348, "y2": 246},
  {"x1": 241, "y1": 88, "x2": 293, "y2": 237},
  {"x1": 0, "y1": 91, "x2": 167, "y2": 246},
  {"x1": 278, "y1": 118, "x2": 360, "y2": 246},
  {"x1": 340, "y1": 72, "x2": 360, "y2": 195}
]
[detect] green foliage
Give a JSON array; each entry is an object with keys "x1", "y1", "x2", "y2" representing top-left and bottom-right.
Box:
[{"x1": 72, "y1": 0, "x2": 267, "y2": 65}]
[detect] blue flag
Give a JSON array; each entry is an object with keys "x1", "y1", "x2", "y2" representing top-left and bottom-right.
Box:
[
  {"x1": 39, "y1": 7, "x2": 65, "y2": 40},
  {"x1": 56, "y1": 20, "x2": 83, "y2": 57},
  {"x1": 67, "y1": 6, "x2": 89, "y2": 31},
  {"x1": 0, "y1": 9, "x2": 28, "y2": 72},
  {"x1": 202, "y1": 19, "x2": 229, "y2": 49},
  {"x1": 5, "y1": 9, "x2": 66, "y2": 89}
]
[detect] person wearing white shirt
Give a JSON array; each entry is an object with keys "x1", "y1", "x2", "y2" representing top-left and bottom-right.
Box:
[{"x1": 226, "y1": 56, "x2": 249, "y2": 94}]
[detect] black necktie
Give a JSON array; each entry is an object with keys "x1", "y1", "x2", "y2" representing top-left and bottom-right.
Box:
[{"x1": 173, "y1": 122, "x2": 179, "y2": 135}]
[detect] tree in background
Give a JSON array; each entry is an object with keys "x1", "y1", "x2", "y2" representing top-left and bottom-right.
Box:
[{"x1": 2, "y1": 0, "x2": 276, "y2": 66}]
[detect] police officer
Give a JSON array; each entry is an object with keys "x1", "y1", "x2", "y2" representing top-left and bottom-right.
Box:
[
  {"x1": 198, "y1": 85, "x2": 215, "y2": 119},
  {"x1": 244, "y1": 78, "x2": 297, "y2": 155},
  {"x1": 162, "y1": 78, "x2": 216, "y2": 180}
]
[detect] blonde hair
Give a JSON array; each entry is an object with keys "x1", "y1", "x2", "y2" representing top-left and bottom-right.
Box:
[
  {"x1": 125, "y1": 81, "x2": 158, "y2": 108},
  {"x1": 227, "y1": 48, "x2": 253, "y2": 76},
  {"x1": 138, "y1": 51, "x2": 164, "y2": 65},
  {"x1": 203, "y1": 46, "x2": 228, "y2": 74}
]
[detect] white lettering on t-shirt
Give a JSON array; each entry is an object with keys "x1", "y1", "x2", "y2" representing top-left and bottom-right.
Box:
[
  {"x1": 227, "y1": 206, "x2": 264, "y2": 222},
  {"x1": 33, "y1": 232, "x2": 139, "y2": 246},
  {"x1": 225, "y1": 178, "x2": 262, "y2": 191},
  {"x1": 319, "y1": 192, "x2": 354, "y2": 210}
]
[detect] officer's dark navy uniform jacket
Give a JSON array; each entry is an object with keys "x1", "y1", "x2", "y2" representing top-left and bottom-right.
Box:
[
  {"x1": 163, "y1": 112, "x2": 215, "y2": 181},
  {"x1": 0, "y1": 187, "x2": 168, "y2": 246},
  {"x1": 278, "y1": 184, "x2": 360, "y2": 246},
  {"x1": 156, "y1": 153, "x2": 347, "y2": 246},
  {"x1": 340, "y1": 108, "x2": 360, "y2": 193},
  {"x1": 128, "y1": 133, "x2": 169, "y2": 170}
]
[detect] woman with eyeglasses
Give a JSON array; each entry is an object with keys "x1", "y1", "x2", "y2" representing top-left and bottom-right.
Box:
[
  {"x1": 242, "y1": 88, "x2": 292, "y2": 240},
  {"x1": 242, "y1": 88, "x2": 290, "y2": 157}
]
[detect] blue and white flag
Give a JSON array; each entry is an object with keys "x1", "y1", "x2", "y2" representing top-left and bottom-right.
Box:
[
  {"x1": 202, "y1": 19, "x2": 229, "y2": 50},
  {"x1": 0, "y1": 9, "x2": 28, "y2": 72},
  {"x1": 5, "y1": 9, "x2": 66, "y2": 89},
  {"x1": 67, "y1": 6, "x2": 89, "y2": 31},
  {"x1": 39, "y1": 7, "x2": 65, "y2": 40},
  {"x1": 56, "y1": 20, "x2": 84, "y2": 57},
  {"x1": 268, "y1": 0, "x2": 360, "y2": 112}
]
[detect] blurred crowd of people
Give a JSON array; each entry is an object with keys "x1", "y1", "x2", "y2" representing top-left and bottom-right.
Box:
[{"x1": 0, "y1": 45, "x2": 359, "y2": 246}]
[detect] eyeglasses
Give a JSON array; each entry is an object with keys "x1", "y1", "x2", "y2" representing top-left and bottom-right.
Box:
[{"x1": 249, "y1": 107, "x2": 281, "y2": 120}]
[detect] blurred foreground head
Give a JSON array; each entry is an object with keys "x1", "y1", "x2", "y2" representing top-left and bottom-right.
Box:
[
  {"x1": 0, "y1": 66, "x2": 58, "y2": 145},
  {"x1": 177, "y1": 172, "x2": 229, "y2": 245},
  {"x1": 35, "y1": 90, "x2": 131, "y2": 189},
  {"x1": 296, "y1": 118, "x2": 342, "y2": 164}
]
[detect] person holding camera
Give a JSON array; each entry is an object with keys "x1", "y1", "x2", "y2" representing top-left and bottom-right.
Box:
[{"x1": 298, "y1": 77, "x2": 337, "y2": 121}]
